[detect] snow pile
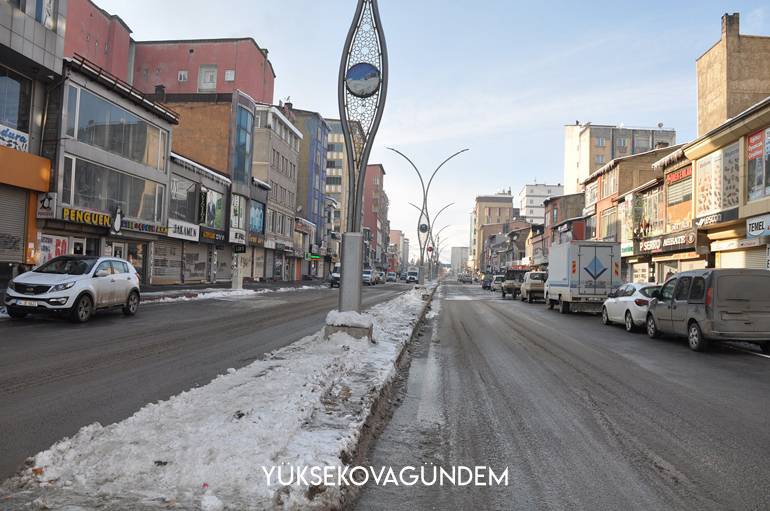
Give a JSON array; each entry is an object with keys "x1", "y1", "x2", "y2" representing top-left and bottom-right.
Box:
[
  {"x1": 145, "y1": 285, "x2": 322, "y2": 304},
  {"x1": 2, "y1": 287, "x2": 429, "y2": 510},
  {"x1": 325, "y1": 309, "x2": 374, "y2": 329}
]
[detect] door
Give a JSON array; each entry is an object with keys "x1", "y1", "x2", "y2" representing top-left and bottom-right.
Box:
[
  {"x1": 71, "y1": 237, "x2": 86, "y2": 256},
  {"x1": 111, "y1": 259, "x2": 133, "y2": 304},
  {"x1": 112, "y1": 242, "x2": 127, "y2": 260},
  {"x1": 656, "y1": 278, "x2": 677, "y2": 332},
  {"x1": 607, "y1": 284, "x2": 627, "y2": 321},
  {"x1": 670, "y1": 276, "x2": 692, "y2": 336},
  {"x1": 92, "y1": 260, "x2": 116, "y2": 306}
]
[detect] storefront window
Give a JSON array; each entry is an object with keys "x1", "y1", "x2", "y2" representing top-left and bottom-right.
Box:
[
  {"x1": 250, "y1": 200, "x2": 265, "y2": 234},
  {"x1": 68, "y1": 86, "x2": 168, "y2": 172},
  {"x1": 585, "y1": 215, "x2": 597, "y2": 239},
  {"x1": 0, "y1": 66, "x2": 31, "y2": 133},
  {"x1": 169, "y1": 174, "x2": 197, "y2": 223},
  {"x1": 68, "y1": 156, "x2": 165, "y2": 222},
  {"x1": 230, "y1": 194, "x2": 246, "y2": 230},
  {"x1": 202, "y1": 188, "x2": 225, "y2": 230},
  {"x1": 233, "y1": 106, "x2": 253, "y2": 184}
]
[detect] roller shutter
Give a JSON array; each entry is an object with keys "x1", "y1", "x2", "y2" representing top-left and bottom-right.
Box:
[
  {"x1": 152, "y1": 238, "x2": 183, "y2": 283},
  {"x1": 0, "y1": 185, "x2": 27, "y2": 263},
  {"x1": 717, "y1": 247, "x2": 767, "y2": 269},
  {"x1": 183, "y1": 242, "x2": 208, "y2": 282}
]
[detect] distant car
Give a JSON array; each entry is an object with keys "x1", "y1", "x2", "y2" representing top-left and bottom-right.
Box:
[
  {"x1": 329, "y1": 263, "x2": 341, "y2": 288},
  {"x1": 490, "y1": 274, "x2": 505, "y2": 292},
  {"x1": 481, "y1": 275, "x2": 492, "y2": 289},
  {"x1": 601, "y1": 282, "x2": 660, "y2": 332},
  {"x1": 386, "y1": 271, "x2": 397, "y2": 282},
  {"x1": 362, "y1": 269, "x2": 376, "y2": 286},
  {"x1": 458, "y1": 274, "x2": 473, "y2": 284},
  {"x1": 520, "y1": 271, "x2": 547, "y2": 303},
  {"x1": 646, "y1": 269, "x2": 770, "y2": 353},
  {"x1": 406, "y1": 269, "x2": 419, "y2": 283},
  {"x1": 501, "y1": 268, "x2": 527, "y2": 299},
  {"x1": 4, "y1": 255, "x2": 141, "y2": 323}
]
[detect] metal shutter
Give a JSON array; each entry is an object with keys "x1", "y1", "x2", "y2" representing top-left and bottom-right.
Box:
[
  {"x1": 0, "y1": 185, "x2": 27, "y2": 263},
  {"x1": 183, "y1": 242, "x2": 208, "y2": 282},
  {"x1": 718, "y1": 247, "x2": 766, "y2": 269},
  {"x1": 152, "y1": 239, "x2": 183, "y2": 282}
]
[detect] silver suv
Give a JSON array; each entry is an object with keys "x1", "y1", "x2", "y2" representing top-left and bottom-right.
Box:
[
  {"x1": 5, "y1": 255, "x2": 141, "y2": 323},
  {"x1": 645, "y1": 268, "x2": 770, "y2": 353}
]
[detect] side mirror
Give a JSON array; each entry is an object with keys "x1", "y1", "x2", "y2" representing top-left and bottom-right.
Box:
[{"x1": 95, "y1": 269, "x2": 109, "y2": 278}]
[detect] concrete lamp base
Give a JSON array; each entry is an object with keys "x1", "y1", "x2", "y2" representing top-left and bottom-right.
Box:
[
  {"x1": 324, "y1": 308, "x2": 375, "y2": 342},
  {"x1": 324, "y1": 324, "x2": 374, "y2": 342}
]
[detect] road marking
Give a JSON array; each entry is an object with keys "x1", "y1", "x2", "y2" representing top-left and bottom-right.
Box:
[{"x1": 724, "y1": 345, "x2": 770, "y2": 360}]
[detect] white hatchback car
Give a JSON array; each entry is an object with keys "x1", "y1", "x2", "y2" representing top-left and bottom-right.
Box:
[
  {"x1": 4, "y1": 255, "x2": 141, "y2": 323},
  {"x1": 601, "y1": 282, "x2": 661, "y2": 332}
]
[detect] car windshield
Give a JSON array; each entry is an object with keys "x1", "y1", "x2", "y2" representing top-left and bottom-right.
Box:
[
  {"x1": 530, "y1": 273, "x2": 546, "y2": 281},
  {"x1": 33, "y1": 256, "x2": 98, "y2": 275},
  {"x1": 640, "y1": 286, "x2": 660, "y2": 298},
  {"x1": 363, "y1": 270, "x2": 372, "y2": 275},
  {"x1": 494, "y1": 276, "x2": 504, "y2": 282}
]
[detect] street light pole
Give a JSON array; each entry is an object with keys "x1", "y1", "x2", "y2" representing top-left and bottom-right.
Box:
[{"x1": 337, "y1": 0, "x2": 388, "y2": 312}]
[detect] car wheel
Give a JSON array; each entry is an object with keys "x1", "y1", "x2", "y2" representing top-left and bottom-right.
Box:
[
  {"x1": 527, "y1": 294, "x2": 534, "y2": 304},
  {"x1": 559, "y1": 300, "x2": 569, "y2": 314},
  {"x1": 760, "y1": 343, "x2": 770, "y2": 355},
  {"x1": 70, "y1": 294, "x2": 93, "y2": 323},
  {"x1": 123, "y1": 291, "x2": 140, "y2": 316},
  {"x1": 7, "y1": 307, "x2": 27, "y2": 319},
  {"x1": 687, "y1": 321, "x2": 709, "y2": 352},
  {"x1": 624, "y1": 311, "x2": 635, "y2": 332},
  {"x1": 520, "y1": 292, "x2": 526, "y2": 302},
  {"x1": 601, "y1": 307, "x2": 611, "y2": 325},
  {"x1": 501, "y1": 291, "x2": 506, "y2": 299},
  {"x1": 646, "y1": 314, "x2": 660, "y2": 338},
  {"x1": 546, "y1": 294, "x2": 554, "y2": 310}
]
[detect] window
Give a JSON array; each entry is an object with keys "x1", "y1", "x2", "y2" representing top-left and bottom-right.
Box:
[
  {"x1": 600, "y1": 207, "x2": 617, "y2": 240},
  {"x1": 0, "y1": 65, "x2": 32, "y2": 133},
  {"x1": 660, "y1": 279, "x2": 676, "y2": 301},
  {"x1": 596, "y1": 137, "x2": 605, "y2": 147},
  {"x1": 169, "y1": 174, "x2": 197, "y2": 223},
  {"x1": 595, "y1": 154, "x2": 605, "y2": 165},
  {"x1": 674, "y1": 277, "x2": 692, "y2": 301},
  {"x1": 233, "y1": 106, "x2": 253, "y2": 184},
  {"x1": 65, "y1": 84, "x2": 77, "y2": 138},
  {"x1": 177, "y1": 70, "x2": 188, "y2": 82},
  {"x1": 224, "y1": 70, "x2": 235, "y2": 82},
  {"x1": 230, "y1": 194, "x2": 246, "y2": 230},
  {"x1": 747, "y1": 128, "x2": 770, "y2": 201},
  {"x1": 552, "y1": 208, "x2": 558, "y2": 223},
  {"x1": 249, "y1": 200, "x2": 264, "y2": 234},
  {"x1": 70, "y1": 86, "x2": 168, "y2": 171},
  {"x1": 35, "y1": 0, "x2": 56, "y2": 30},
  {"x1": 61, "y1": 156, "x2": 74, "y2": 203},
  {"x1": 198, "y1": 65, "x2": 217, "y2": 92},
  {"x1": 617, "y1": 137, "x2": 628, "y2": 147},
  {"x1": 113, "y1": 260, "x2": 129, "y2": 274},
  {"x1": 585, "y1": 182, "x2": 598, "y2": 206},
  {"x1": 68, "y1": 156, "x2": 165, "y2": 223},
  {"x1": 585, "y1": 215, "x2": 597, "y2": 239},
  {"x1": 95, "y1": 261, "x2": 115, "y2": 276},
  {"x1": 688, "y1": 277, "x2": 706, "y2": 302},
  {"x1": 601, "y1": 168, "x2": 618, "y2": 198},
  {"x1": 202, "y1": 188, "x2": 225, "y2": 230}
]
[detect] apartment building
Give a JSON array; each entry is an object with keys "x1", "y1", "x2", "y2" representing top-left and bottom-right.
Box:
[{"x1": 517, "y1": 182, "x2": 564, "y2": 223}]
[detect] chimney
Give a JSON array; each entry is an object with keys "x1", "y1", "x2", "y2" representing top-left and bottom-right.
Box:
[
  {"x1": 154, "y1": 84, "x2": 166, "y2": 102},
  {"x1": 722, "y1": 12, "x2": 740, "y2": 37}
]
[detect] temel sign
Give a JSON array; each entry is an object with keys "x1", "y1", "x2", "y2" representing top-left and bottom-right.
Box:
[{"x1": 747, "y1": 213, "x2": 770, "y2": 237}]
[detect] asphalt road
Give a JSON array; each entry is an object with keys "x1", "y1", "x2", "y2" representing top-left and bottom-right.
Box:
[
  {"x1": 356, "y1": 282, "x2": 770, "y2": 511},
  {"x1": 0, "y1": 283, "x2": 408, "y2": 481}
]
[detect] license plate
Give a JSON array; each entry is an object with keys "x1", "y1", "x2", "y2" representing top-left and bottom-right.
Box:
[{"x1": 14, "y1": 299, "x2": 37, "y2": 307}]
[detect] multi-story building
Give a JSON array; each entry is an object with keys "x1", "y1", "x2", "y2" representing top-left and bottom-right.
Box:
[
  {"x1": 451, "y1": 246, "x2": 469, "y2": 274},
  {"x1": 389, "y1": 229, "x2": 403, "y2": 271},
  {"x1": 400, "y1": 236, "x2": 410, "y2": 270},
  {"x1": 362, "y1": 163, "x2": 387, "y2": 269},
  {"x1": 696, "y1": 13, "x2": 770, "y2": 137},
  {"x1": 0, "y1": 0, "x2": 66, "y2": 283},
  {"x1": 469, "y1": 192, "x2": 516, "y2": 272},
  {"x1": 543, "y1": 192, "x2": 585, "y2": 249},
  {"x1": 292, "y1": 107, "x2": 330, "y2": 277},
  {"x1": 563, "y1": 122, "x2": 676, "y2": 194},
  {"x1": 517, "y1": 183, "x2": 564, "y2": 223},
  {"x1": 324, "y1": 119, "x2": 348, "y2": 236}
]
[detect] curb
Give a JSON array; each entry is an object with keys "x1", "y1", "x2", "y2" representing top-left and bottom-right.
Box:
[{"x1": 339, "y1": 283, "x2": 439, "y2": 509}]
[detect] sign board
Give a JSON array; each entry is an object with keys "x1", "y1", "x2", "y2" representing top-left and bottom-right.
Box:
[
  {"x1": 229, "y1": 228, "x2": 246, "y2": 245},
  {"x1": 168, "y1": 219, "x2": 200, "y2": 241},
  {"x1": 199, "y1": 226, "x2": 226, "y2": 244},
  {"x1": 62, "y1": 207, "x2": 112, "y2": 228},
  {"x1": 747, "y1": 213, "x2": 770, "y2": 238},
  {"x1": 0, "y1": 124, "x2": 29, "y2": 152},
  {"x1": 693, "y1": 207, "x2": 739, "y2": 228},
  {"x1": 36, "y1": 192, "x2": 56, "y2": 219},
  {"x1": 121, "y1": 219, "x2": 167, "y2": 235}
]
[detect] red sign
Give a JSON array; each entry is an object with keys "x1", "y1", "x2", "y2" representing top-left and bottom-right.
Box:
[
  {"x1": 665, "y1": 165, "x2": 692, "y2": 184},
  {"x1": 427, "y1": 246, "x2": 433, "y2": 252},
  {"x1": 748, "y1": 130, "x2": 765, "y2": 160}
]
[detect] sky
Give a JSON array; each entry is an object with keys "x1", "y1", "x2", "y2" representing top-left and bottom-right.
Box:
[{"x1": 99, "y1": 0, "x2": 770, "y2": 262}]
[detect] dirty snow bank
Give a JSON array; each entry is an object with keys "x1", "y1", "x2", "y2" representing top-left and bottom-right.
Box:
[
  {"x1": 325, "y1": 309, "x2": 374, "y2": 329},
  {"x1": 144, "y1": 285, "x2": 320, "y2": 304},
  {"x1": 2, "y1": 287, "x2": 430, "y2": 510}
]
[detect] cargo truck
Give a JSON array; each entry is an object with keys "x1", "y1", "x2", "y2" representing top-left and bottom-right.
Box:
[{"x1": 544, "y1": 240, "x2": 622, "y2": 314}]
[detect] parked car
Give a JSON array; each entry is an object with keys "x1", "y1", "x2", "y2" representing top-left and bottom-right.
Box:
[
  {"x1": 362, "y1": 269, "x2": 376, "y2": 286},
  {"x1": 378, "y1": 271, "x2": 387, "y2": 284},
  {"x1": 386, "y1": 271, "x2": 397, "y2": 282},
  {"x1": 458, "y1": 273, "x2": 473, "y2": 284},
  {"x1": 490, "y1": 274, "x2": 505, "y2": 292},
  {"x1": 481, "y1": 274, "x2": 492, "y2": 290},
  {"x1": 601, "y1": 282, "x2": 661, "y2": 332},
  {"x1": 645, "y1": 269, "x2": 770, "y2": 353},
  {"x1": 329, "y1": 263, "x2": 341, "y2": 288},
  {"x1": 520, "y1": 271, "x2": 547, "y2": 303},
  {"x1": 4, "y1": 255, "x2": 141, "y2": 323},
  {"x1": 400, "y1": 272, "x2": 407, "y2": 281},
  {"x1": 406, "y1": 268, "x2": 419, "y2": 283},
  {"x1": 501, "y1": 267, "x2": 527, "y2": 299}
]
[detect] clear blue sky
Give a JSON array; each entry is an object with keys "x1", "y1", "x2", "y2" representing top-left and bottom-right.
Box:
[{"x1": 100, "y1": 0, "x2": 770, "y2": 260}]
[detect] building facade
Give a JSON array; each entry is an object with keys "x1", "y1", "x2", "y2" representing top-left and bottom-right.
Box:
[
  {"x1": 563, "y1": 122, "x2": 677, "y2": 194},
  {"x1": 517, "y1": 182, "x2": 564, "y2": 223},
  {"x1": 469, "y1": 192, "x2": 516, "y2": 272},
  {"x1": 450, "y1": 246, "x2": 469, "y2": 274},
  {"x1": 362, "y1": 163, "x2": 387, "y2": 269}
]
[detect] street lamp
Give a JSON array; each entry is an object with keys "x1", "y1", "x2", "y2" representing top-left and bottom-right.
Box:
[
  {"x1": 389, "y1": 147, "x2": 468, "y2": 283},
  {"x1": 337, "y1": 0, "x2": 388, "y2": 312}
]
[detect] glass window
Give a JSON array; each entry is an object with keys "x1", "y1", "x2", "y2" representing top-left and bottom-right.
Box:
[
  {"x1": 71, "y1": 156, "x2": 164, "y2": 222},
  {"x1": 73, "y1": 87, "x2": 167, "y2": 172},
  {"x1": 0, "y1": 65, "x2": 32, "y2": 132},
  {"x1": 202, "y1": 188, "x2": 225, "y2": 230},
  {"x1": 233, "y1": 106, "x2": 253, "y2": 184},
  {"x1": 198, "y1": 65, "x2": 217, "y2": 92},
  {"x1": 230, "y1": 194, "x2": 246, "y2": 230},
  {"x1": 95, "y1": 261, "x2": 115, "y2": 276},
  {"x1": 688, "y1": 277, "x2": 706, "y2": 302},
  {"x1": 65, "y1": 84, "x2": 77, "y2": 138},
  {"x1": 674, "y1": 277, "x2": 691, "y2": 301},
  {"x1": 585, "y1": 215, "x2": 597, "y2": 239},
  {"x1": 660, "y1": 279, "x2": 676, "y2": 301},
  {"x1": 62, "y1": 156, "x2": 74, "y2": 204},
  {"x1": 113, "y1": 260, "x2": 129, "y2": 273},
  {"x1": 249, "y1": 200, "x2": 264, "y2": 234},
  {"x1": 169, "y1": 174, "x2": 197, "y2": 223},
  {"x1": 640, "y1": 286, "x2": 660, "y2": 298}
]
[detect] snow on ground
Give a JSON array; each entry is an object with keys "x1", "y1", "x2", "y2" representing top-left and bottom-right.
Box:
[
  {"x1": 143, "y1": 285, "x2": 321, "y2": 304},
  {"x1": 1, "y1": 287, "x2": 431, "y2": 510},
  {"x1": 325, "y1": 309, "x2": 374, "y2": 329}
]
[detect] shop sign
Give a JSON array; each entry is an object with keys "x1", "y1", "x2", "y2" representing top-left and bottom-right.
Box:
[
  {"x1": 168, "y1": 218, "x2": 200, "y2": 241},
  {"x1": 693, "y1": 207, "x2": 739, "y2": 228},
  {"x1": 36, "y1": 193, "x2": 56, "y2": 219},
  {"x1": 233, "y1": 244, "x2": 247, "y2": 254},
  {"x1": 62, "y1": 207, "x2": 112, "y2": 228},
  {"x1": 275, "y1": 242, "x2": 286, "y2": 251},
  {"x1": 264, "y1": 239, "x2": 276, "y2": 249},
  {"x1": 121, "y1": 219, "x2": 168, "y2": 235},
  {"x1": 229, "y1": 228, "x2": 246, "y2": 244},
  {"x1": 0, "y1": 123, "x2": 29, "y2": 152},
  {"x1": 639, "y1": 237, "x2": 662, "y2": 252},
  {"x1": 248, "y1": 233, "x2": 265, "y2": 246},
  {"x1": 621, "y1": 241, "x2": 635, "y2": 256},
  {"x1": 295, "y1": 220, "x2": 314, "y2": 235},
  {"x1": 638, "y1": 230, "x2": 696, "y2": 254},
  {"x1": 747, "y1": 213, "x2": 770, "y2": 238},
  {"x1": 38, "y1": 234, "x2": 68, "y2": 264},
  {"x1": 665, "y1": 166, "x2": 692, "y2": 184},
  {"x1": 710, "y1": 238, "x2": 762, "y2": 252},
  {"x1": 200, "y1": 226, "x2": 226, "y2": 243}
]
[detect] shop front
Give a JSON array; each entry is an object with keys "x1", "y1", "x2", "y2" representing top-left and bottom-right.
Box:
[{"x1": 246, "y1": 191, "x2": 267, "y2": 282}]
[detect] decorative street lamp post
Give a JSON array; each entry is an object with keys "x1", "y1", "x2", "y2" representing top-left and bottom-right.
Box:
[{"x1": 337, "y1": 0, "x2": 388, "y2": 312}]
